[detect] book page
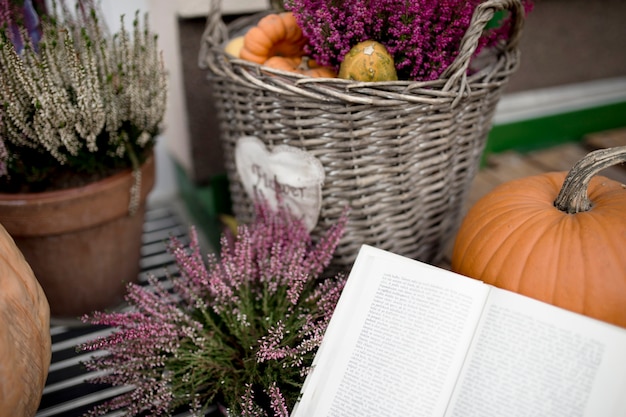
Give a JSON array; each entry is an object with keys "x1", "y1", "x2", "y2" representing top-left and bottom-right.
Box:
[
  {"x1": 446, "y1": 288, "x2": 626, "y2": 417},
  {"x1": 292, "y1": 245, "x2": 490, "y2": 417}
]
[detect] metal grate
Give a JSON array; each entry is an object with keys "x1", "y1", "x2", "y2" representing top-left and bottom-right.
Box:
[{"x1": 36, "y1": 204, "x2": 221, "y2": 417}]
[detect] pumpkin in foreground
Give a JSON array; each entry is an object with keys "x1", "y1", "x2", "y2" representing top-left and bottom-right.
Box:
[
  {"x1": 452, "y1": 146, "x2": 626, "y2": 328},
  {"x1": 0, "y1": 223, "x2": 51, "y2": 417}
]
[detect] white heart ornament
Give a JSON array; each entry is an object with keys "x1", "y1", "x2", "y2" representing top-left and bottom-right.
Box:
[{"x1": 235, "y1": 136, "x2": 325, "y2": 232}]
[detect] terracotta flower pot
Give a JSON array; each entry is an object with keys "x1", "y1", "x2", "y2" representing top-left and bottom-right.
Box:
[{"x1": 0, "y1": 156, "x2": 155, "y2": 319}]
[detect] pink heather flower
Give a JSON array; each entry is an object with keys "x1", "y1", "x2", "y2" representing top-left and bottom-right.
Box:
[
  {"x1": 0, "y1": 0, "x2": 42, "y2": 53},
  {"x1": 0, "y1": 138, "x2": 7, "y2": 178},
  {"x1": 285, "y1": 0, "x2": 534, "y2": 81},
  {"x1": 268, "y1": 383, "x2": 290, "y2": 417},
  {"x1": 241, "y1": 384, "x2": 267, "y2": 417},
  {"x1": 80, "y1": 198, "x2": 349, "y2": 416},
  {"x1": 257, "y1": 320, "x2": 293, "y2": 363}
]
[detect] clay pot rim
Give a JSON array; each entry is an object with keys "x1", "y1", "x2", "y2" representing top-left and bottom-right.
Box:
[
  {"x1": 0, "y1": 154, "x2": 155, "y2": 205},
  {"x1": 0, "y1": 154, "x2": 155, "y2": 236}
]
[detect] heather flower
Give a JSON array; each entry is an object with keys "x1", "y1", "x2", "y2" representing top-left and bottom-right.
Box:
[
  {"x1": 0, "y1": 0, "x2": 43, "y2": 53},
  {"x1": 285, "y1": 0, "x2": 534, "y2": 81},
  {"x1": 0, "y1": 138, "x2": 7, "y2": 178},
  {"x1": 80, "y1": 199, "x2": 349, "y2": 416},
  {"x1": 0, "y1": 0, "x2": 167, "y2": 192}
]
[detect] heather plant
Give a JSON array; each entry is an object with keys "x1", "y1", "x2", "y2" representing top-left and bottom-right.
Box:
[
  {"x1": 80, "y1": 200, "x2": 349, "y2": 417},
  {"x1": 0, "y1": 0, "x2": 167, "y2": 192},
  {"x1": 0, "y1": 0, "x2": 45, "y2": 55},
  {"x1": 284, "y1": 0, "x2": 534, "y2": 81}
]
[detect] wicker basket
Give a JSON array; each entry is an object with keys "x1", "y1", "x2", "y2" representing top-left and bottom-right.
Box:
[{"x1": 199, "y1": 0, "x2": 525, "y2": 267}]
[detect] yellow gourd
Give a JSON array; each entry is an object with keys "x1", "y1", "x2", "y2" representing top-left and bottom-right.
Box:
[
  {"x1": 224, "y1": 36, "x2": 245, "y2": 58},
  {"x1": 338, "y1": 40, "x2": 397, "y2": 82}
]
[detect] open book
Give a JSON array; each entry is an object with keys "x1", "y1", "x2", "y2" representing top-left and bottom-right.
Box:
[{"x1": 292, "y1": 245, "x2": 626, "y2": 417}]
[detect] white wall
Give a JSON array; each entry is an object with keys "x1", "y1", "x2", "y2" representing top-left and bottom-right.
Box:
[
  {"x1": 145, "y1": 0, "x2": 188, "y2": 204},
  {"x1": 177, "y1": 0, "x2": 268, "y2": 18}
]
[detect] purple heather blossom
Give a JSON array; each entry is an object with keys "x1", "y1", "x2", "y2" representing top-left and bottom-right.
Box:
[
  {"x1": 80, "y1": 199, "x2": 349, "y2": 416},
  {"x1": 268, "y1": 382, "x2": 290, "y2": 417},
  {"x1": 0, "y1": 138, "x2": 7, "y2": 178},
  {"x1": 0, "y1": 0, "x2": 42, "y2": 53},
  {"x1": 0, "y1": 0, "x2": 9, "y2": 29},
  {"x1": 285, "y1": 0, "x2": 534, "y2": 81}
]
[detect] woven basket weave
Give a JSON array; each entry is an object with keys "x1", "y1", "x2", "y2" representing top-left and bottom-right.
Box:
[{"x1": 199, "y1": 0, "x2": 525, "y2": 267}]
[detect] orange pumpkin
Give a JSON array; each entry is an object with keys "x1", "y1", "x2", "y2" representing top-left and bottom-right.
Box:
[
  {"x1": 239, "y1": 12, "x2": 307, "y2": 64},
  {"x1": 264, "y1": 56, "x2": 336, "y2": 78},
  {"x1": 0, "y1": 223, "x2": 51, "y2": 416},
  {"x1": 452, "y1": 146, "x2": 626, "y2": 328}
]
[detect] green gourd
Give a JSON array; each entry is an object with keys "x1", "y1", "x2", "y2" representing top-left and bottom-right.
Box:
[{"x1": 338, "y1": 40, "x2": 398, "y2": 82}]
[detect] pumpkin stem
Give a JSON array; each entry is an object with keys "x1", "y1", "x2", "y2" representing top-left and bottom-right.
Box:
[
  {"x1": 554, "y1": 146, "x2": 626, "y2": 214},
  {"x1": 269, "y1": 0, "x2": 285, "y2": 12},
  {"x1": 297, "y1": 56, "x2": 311, "y2": 71}
]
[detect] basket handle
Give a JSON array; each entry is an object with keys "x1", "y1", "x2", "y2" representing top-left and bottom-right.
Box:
[
  {"x1": 198, "y1": 0, "x2": 228, "y2": 70},
  {"x1": 441, "y1": 0, "x2": 525, "y2": 95}
]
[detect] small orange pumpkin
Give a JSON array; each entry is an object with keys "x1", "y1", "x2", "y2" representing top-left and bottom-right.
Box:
[
  {"x1": 0, "y1": 223, "x2": 51, "y2": 416},
  {"x1": 264, "y1": 56, "x2": 336, "y2": 78},
  {"x1": 452, "y1": 146, "x2": 626, "y2": 328},
  {"x1": 239, "y1": 12, "x2": 307, "y2": 64}
]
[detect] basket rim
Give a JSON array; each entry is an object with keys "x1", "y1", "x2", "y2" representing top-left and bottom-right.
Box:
[
  {"x1": 198, "y1": 0, "x2": 525, "y2": 106},
  {"x1": 207, "y1": 47, "x2": 518, "y2": 105}
]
